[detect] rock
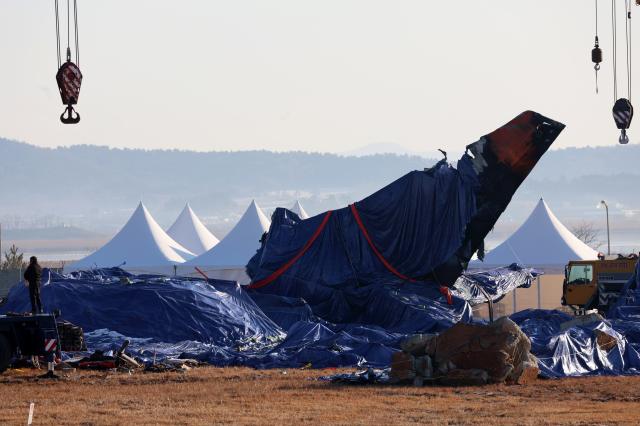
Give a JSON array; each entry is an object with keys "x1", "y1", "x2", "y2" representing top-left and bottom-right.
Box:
[
  {"x1": 507, "y1": 352, "x2": 539, "y2": 385},
  {"x1": 414, "y1": 355, "x2": 433, "y2": 378},
  {"x1": 400, "y1": 334, "x2": 437, "y2": 356},
  {"x1": 390, "y1": 352, "x2": 416, "y2": 383},
  {"x1": 594, "y1": 329, "x2": 618, "y2": 352},
  {"x1": 428, "y1": 317, "x2": 533, "y2": 383},
  {"x1": 439, "y1": 369, "x2": 489, "y2": 386}
]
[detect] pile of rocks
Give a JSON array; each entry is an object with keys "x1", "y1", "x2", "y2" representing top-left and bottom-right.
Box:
[{"x1": 391, "y1": 317, "x2": 539, "y2": 386}]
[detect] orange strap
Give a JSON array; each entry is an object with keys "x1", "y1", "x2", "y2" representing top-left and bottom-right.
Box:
[
  {"x1": 439, "y1": 286, "x2": 453, "y2": 305},
  {"x1": 248, "y1": 211, "x2": 333, "y2": 289},
  {"x1": 350, "y1": 203, "x2": 453, "y2": 305},
  {"x1": 349, "y1": 204, "x2": 416, "y2": 283}
]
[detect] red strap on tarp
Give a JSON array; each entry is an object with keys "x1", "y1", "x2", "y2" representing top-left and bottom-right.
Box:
[
  {"x1": 350, "y1": 203, "x2": 453, "y2": 305},
  {"x1": 350, "y1": 203, "x2": 416, "y2": 283},
  {"x1": 439, "y1": 286, "x2": 453, "y2": 305},
  {"x1": 248, "y1": 211, "x2": 333, "y2": 289},
  {"x1": 194, "y1": 267, "x2": 209, "y2": 280}
]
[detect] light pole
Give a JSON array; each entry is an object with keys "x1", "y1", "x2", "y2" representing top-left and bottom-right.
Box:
[{"x1": 600, "y1": 200, "x2": 610, "y2": 255}]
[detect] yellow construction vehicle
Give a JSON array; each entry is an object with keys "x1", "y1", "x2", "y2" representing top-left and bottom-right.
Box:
[{"x1": 562, "y1": 254, "x2": 638, "y2": 313}]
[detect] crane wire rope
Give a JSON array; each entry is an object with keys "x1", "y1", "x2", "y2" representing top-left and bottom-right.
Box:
[
  {"x1": 625, "y1": 0, "x2": 632, "y2": 101},
  {"x1": 54, "y1": 0, "x2": 61, "y2": 68},
  {"x1": 612, "y1": 0, "x2": 618, "y2": 102},
  {"x1": 74, "y1": 0, "x2": 79, "y2": 66},
  {"x1": 595, "y1": 0, "x2": 601, "y2": 93}
]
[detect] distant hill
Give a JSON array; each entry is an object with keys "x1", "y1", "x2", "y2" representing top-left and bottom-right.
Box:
[
  {"x1": 342, "y1": 142, "x2": 433, "y2": 158},
  {"x1": 0, "y1": 138, "x2": 432, "y2": 231},
  {"x1": 0, "y1": 138, "x2": 638, "y2": 234},
  {"x1": 1, "y1": 226, "x2": 104, "y2": 241},
  {"x1": 524, "y1": 145, "x2": 640, "y2": 180}
]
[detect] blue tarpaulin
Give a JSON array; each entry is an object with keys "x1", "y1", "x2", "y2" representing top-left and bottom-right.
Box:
[
  {"x1": 1, "y1": 266, "x2": 535, "y2": 369},
  {"x1": 2, "y1": 270, "x2": 283, "y2": 345},
  {"x1": 453, "y1": 264, "x2": 540, "y2": 306},
  {"x1": 246, "y1": 111, "x2": 564, "y2": 330},
  {"x1": 511, "y1": 309, "x2": 640, "y2": 377}
]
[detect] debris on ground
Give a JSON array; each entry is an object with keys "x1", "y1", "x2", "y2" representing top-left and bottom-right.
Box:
[
  {"x1": 66, "y1": 340, "x2": 143, "y2": 371},
  {"x1": 145, "y1": 359, "x2": 199, "y2": 373},
  {"x1": 559, "y1": 312, "x2": 605, "y2": 331},
  {"x1": 319, "y1": 368, "x2": 389, "y2": 384},
  {"x1": 57, "y1": 320, "x2": 87, "y2": 352},
  {"x1": 391, "y1": 317, "x2": 539, "y2": 386}
]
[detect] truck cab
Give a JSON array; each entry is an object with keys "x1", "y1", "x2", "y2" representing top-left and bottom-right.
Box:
[
  {"x1": 562, "y1": 255, "x2": 638, "y2": 313},
  {"x1": 0, "y1": 313, "x2": 61, "y2": 373}
]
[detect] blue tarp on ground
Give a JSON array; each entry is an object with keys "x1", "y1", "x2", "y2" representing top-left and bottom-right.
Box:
[
  {"x1": 511, "y1": 309, "x2": 640, "y2": 377},
  {"x1": 453, "y1": 264, "x2": 540, "y2": 306},
  {"x1": 6, "y1": 268, "x2": 640, "y2": 377},
  {"x1": 0, "y1": 266, "x2": 535, "y2": 369},
  {"x1": 1, "y1": 271, "x2": 284, "y2": 345}
]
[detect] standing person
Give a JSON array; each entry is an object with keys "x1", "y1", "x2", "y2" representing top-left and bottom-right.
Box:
[{"x1": 23, "y1": 256, "x2": 43, "y2": 314}]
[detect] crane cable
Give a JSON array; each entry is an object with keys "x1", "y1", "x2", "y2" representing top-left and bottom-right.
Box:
[
  {"x1": 625, "y1": 0, "x2": 632, "y2": 102},
  {"x1": 55, "y1": 0, "x2": 61, "y2": 68},
  {"x1": 74, "y1": 0, "x2": 80, "y2": 66},
  {"x1": 593, "y1": 0, "x2": 602, "y2": 93},
  {"x1": 611, "y1": 0, "x2": 634, "y2": 144},
  {"x1": 55, "y1": 0, "x2": 80, "y2": 65},
  {"x1": 611, "y1": 0, "x2": 633, "y2": 102},
  {"x1": 612, "y1": 0, "x2": 618, "y2": 101}
]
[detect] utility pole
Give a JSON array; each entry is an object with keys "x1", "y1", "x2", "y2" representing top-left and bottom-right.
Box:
[{"x1": 600, "y1": 200, "x2": 610, "y2": 255}]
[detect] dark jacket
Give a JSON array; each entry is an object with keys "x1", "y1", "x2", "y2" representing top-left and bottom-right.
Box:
[{"x1": 24, "y1": 263, "x2": 42, "y2": 286}]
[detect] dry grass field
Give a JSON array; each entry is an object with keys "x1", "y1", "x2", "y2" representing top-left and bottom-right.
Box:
[{"x1": 1, "y1": 366, "x2": 640, "y2": 425}]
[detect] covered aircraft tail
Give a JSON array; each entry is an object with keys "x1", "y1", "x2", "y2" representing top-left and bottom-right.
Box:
[{"x1": 247, "y1": 111, "x2": 565, "y2": 308}]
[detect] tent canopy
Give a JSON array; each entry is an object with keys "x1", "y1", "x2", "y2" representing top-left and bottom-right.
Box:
[
  {"x1": 290, "y1": 200, "x2": 310, "y2": 219},
  {"x1": 67, "y1": 202, "x2": 194, "y2": 274},
  {"x1": 167, "y1": 203, "x2": 219, "y2": 256},
  {"x1": 475, "y1": 198, "x2": 599, "y2": 268},
  {"x1": 184, "y1": 200, "x2": 270, "y2": 270}
]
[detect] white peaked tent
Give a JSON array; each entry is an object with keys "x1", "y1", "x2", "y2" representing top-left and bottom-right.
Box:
[
  {"x1": 291, "y1": 200, "x2": 310, "y2": 219},
  {"x1": 474, "y1": 198, "x2": 599, "y2": 268},
  {"x1": 181, "y1": 200, "x2": 271, "y2": 283},
  {"x1": 67, "y1": 202, "x2": 195, "y2": 275},
  {"x1": 167, "y1": 203, "x2": 220, "y2": 256}
]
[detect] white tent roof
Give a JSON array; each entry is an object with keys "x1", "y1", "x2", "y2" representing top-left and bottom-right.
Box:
[
  {"x1": 67, "y1": 202, "x2": 195, "y2": 273},
  {"x1": 474, "y1": 198, "x2": 599, "y2": 267},
  {"x1": 167, "y1": 203, "x2": 219, "y2": 256},
  {"x1": 184, "y1": 200, "x2": 271, "y2": 268},
  {"x1": 291, "y1": 200, "x2": 310, "y2": 219}
]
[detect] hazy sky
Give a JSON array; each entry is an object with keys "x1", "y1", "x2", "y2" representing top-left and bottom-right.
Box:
[{"x1": 1, "y1": 1, "x2": 635, "y2": 154}]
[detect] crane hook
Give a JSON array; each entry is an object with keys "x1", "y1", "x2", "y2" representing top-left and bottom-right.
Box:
[
  {"x1": 592, "y1": 36, "x2": 603, "y2": 93},
  {"x1": 613, "y1": 98, "x2": 633, "y2": 144}
]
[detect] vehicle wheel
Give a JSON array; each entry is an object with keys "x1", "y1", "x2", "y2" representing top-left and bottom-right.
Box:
[{"x1": 0, "y1": 334, "x2": 11, "y2": 374}]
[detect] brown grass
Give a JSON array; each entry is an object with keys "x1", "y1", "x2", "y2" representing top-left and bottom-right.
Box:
[{"x1": 1, "y1": 367, "x2": 640, "y2": 425}]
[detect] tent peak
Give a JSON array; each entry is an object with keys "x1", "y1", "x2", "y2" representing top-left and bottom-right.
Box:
[
  {"x1": 66, "y1": 202, "x2": 195, "y2": 273},
  {"x1": 291, "y1": 200, "x2": 310, "y2": 219},
  {"x1": 168, "y1": 203, "x2": 219, "y2": 256},
  {"x1": 475, "y1": 198, "x2": 598, "y2": 267}
]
